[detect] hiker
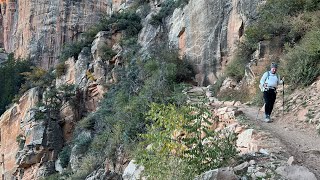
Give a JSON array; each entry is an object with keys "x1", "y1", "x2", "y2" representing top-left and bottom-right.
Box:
[{"x1": 259, "y1": 62, "x2": 284, "y2": 122}]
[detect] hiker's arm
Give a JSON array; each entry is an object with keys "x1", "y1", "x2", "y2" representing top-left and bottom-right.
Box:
[
  {"x1": 278, "y1": 75, "x2": 284, "y2": 85},
  {"x1": 260, "y1": 72, "x2": 268, "y2": 87}
]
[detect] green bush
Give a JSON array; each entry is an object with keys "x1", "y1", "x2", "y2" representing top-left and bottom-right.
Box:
[
  {"x1": 21, "y1": 66, "x2": 54, "y2": 88},
  {"x1": 16, "y1": 134, "x2": 26, "y2": 150},
  {"x1": 136, "y1": 103, "x2": 237, "y2": 178},
  {"x1": 69, "y1": 155, "x2": 101, "y2": 180},
  {"x1": 244, "y1": 0, "x2": 305, "y2": 48},
  {"x1": 60, "y1": 10, "x2": 142, "y2": 62},
  {"x1": 305, "y1": 0, "x2": 320, "y2": 11},
  {"x1": 137, "y1": 3, "x2": 151, "y2": 18},
  {"x1": 251, "y1": 79, "x2": 265, "y2": 106},
  {"x1": 60, "y1": 40, "x2": 88, "y2": 62},
  {"x1": 149, "y1": 0, "x2": 189, "y2": 26},
  {"x1": 78, "y1": 116, "x2": 95, "y2": 130},
  {"x1": 69, "y1": 45, "x2": 192, "y2": 178},
  {"x1": 226, "y1": 42, "x2": 253, "y2": 82},
  {"x1": 150, "y1": 0, "x2": 175, "y2": 26},
  {"x1": 217, "y1": 84, "x2": 251, "y2": 103},
  {"x1": 42, "y1": 173, "x2": 60, "y2": 180},
  {"x1": 112, "y1": 11, "x2": 142, "y2": 37},
  {"x1": 74, "y1": 132, "x2": 92, "y2": 154},
  {"x1": 59, "y1": 145, "x2": 71, "y2": 168},
  {"x1": 101, "y1": 45, "x2": 117, "y2": 62},
  {"x1": 55, "y1": 62, "x2": 68, "y2": 77},
  {"x1": 0, "y1": 54, "x2": 32, "y2": 114},
  {"x1": 210, "y1": 76, "x2": 225, "y2": 96},
  {"x1": 283, "y1": 30, "x2": 320, "y2": 86},
  {"x1": 225, "y1": 60, "x2": 246, "y2": 82},
  {"x1": 183, "y1": 104, "x2": 238, "y2": 174}
]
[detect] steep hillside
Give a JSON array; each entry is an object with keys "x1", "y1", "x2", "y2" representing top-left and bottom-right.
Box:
[{"x1": 0, "y1": 0, "x2": 320, "y2": 180}]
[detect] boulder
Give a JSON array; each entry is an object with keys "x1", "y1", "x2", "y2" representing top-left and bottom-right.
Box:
[
  {"x1": 122, "y1": 160, "x2": 145, "y2": 180},
  {"x1": 276, "y1": 165, "x2": 317, "y2": 180}
]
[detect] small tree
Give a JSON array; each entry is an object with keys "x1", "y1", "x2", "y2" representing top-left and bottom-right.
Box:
[{"x1": 136, "y1": 103, "x2": 238, "y2": 178}]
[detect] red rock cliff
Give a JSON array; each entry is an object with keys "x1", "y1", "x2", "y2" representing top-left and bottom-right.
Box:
[{"x1": 0, "y1": 0, "x2": 114, "y2": 69}]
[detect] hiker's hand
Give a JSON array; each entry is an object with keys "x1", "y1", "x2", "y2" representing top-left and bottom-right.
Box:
[{"x1": 282, "y1": 77, "x2": 285, "y2": 82}]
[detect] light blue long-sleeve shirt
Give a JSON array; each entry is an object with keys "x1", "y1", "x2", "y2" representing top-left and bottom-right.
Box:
[{"x1": 260, "y1": 71, "x2": 282, "y2": 88}]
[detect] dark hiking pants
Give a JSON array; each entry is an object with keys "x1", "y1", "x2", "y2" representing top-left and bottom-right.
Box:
[{"x1": 263, "y1": 89, "x2": 276, "y2": 117}]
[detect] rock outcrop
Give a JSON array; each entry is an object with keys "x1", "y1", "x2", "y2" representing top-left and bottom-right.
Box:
[
  {"x1": 0, "y1": 0, "x2": 121, "y2": 69},
  {"x1": 139, "y1": 0, "x2": 264, "y2": 86},
  {"x1": 0, "y1": 88, "x2": 39, "y2": 179},
  {"x1": 0, "y1": 26, "x2": 123, "y2": 178}
]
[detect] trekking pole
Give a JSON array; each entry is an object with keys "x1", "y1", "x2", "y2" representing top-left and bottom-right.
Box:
[
  {"x1": 282, "y1": 80, "x2": 285, "y2": 117},
  {"x1": 256, "y1": 94, "x2": 265, "y2": 121},
  {"x1": 255, "y1": 105, "x2": 261, "y2": 121}
]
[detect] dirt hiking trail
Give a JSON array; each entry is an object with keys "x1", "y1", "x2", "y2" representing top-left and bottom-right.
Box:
[{"x1": 239, "y1": 105, "x2": 320, "y2": 178}]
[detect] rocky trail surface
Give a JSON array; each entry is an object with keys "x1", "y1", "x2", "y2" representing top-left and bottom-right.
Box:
[
  {"x1": 186, "y1": 81, "x2": 320, "y2": 179},
  {"x1": 239, "y1": 105, "x2": 320, "y2": 179},
  {"x1": 238, "y1": 79, "x2": 320, "y2": 179}
]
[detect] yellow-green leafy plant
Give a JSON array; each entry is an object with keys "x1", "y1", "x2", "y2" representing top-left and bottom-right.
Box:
[{"x1": 136, "y1": 103, "x2": 237, "y2": 179}]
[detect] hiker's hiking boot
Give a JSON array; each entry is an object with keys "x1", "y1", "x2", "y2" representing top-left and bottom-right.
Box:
[
  {"x1": 264, "y1": 115, "x2": 272, "y2": 123},
  {"x1": 264, "y1": 117, "x2": 271, "y2": 123}
]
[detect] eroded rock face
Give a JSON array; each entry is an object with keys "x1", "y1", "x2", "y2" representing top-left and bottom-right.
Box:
[
  {"x1": 0, "y1": 87, "x2": 65, "y2": 179},
  {"x1": 139, "y1": 0, "x2": 263, "y2": 86},
  {"x1": 56, "y1": 31, "x2": 122, "y2": 112},
  {"x1": 0, "y1": 0, "x2": 113, "y2": 69},
  {"x1": 0, "y1": 88, "x2": 39, "y2": 179}
]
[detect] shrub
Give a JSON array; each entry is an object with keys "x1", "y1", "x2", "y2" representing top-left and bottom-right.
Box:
[
  {"x1": 0, "y1": 54, "x2": 32, "y2": 114},
  {"x1": 16, "y1": 134, "x2": 26, "y2": 150},
  {"x1": 21, "y1": 66, "x2": 54, "y2": 88},
  {"x1": 101, "y1": 45, "x2": 117, "y2": 62},
  {"x1": 137, "y1": 2, "x2": 151, "y2": 18},
  {"x1": 55, "y1": 62, "x2": 68, "y2": 77},
  {"x1": 136, "y1": 103, "x2": 237, "y2": 178},
  {"x1": 149, "y1": 0, "x2": 189, "y2": 26},
  {"x1": 73, "y1": 132, "x2": 92, "y2": 154},
  {"x1": 210, "y1": 76, "x2": 225, "y2": 96},
  {"x1": 59, "y1": 145, "x2": 71, "y2": 168},
  {"x1": 42, "y1": 173, "x2": 60, "y2": 180},
  {"x1": 70, "y1": 45, "x2": 191, "y2": 175},
  {"x1": 289, "y1": 11, "x2": 320, "y2": 42},
  {"x1": 78, "y1": 116, "x2": 95, "y2": 130},
  {"x1": 112, "y1": 11, "x2": 142, "y2": 37},
  {"x1": 150, "y1": 0, "x2": 176, "y2": 26},
  {"x1": 86, "y1": 70, "x2": 96, "y2": 81},
  {"x1": 226, "y1": 42, "x2": 253, "y2": 82},
  {"x1": 225, "y1": 60, "x2": 246, "y2": 82},
  {"x1": 283, "y1": 30, "x2": 320, "y2": 86},
  {"x1": 305, "y1": 0, "x2": 320, "y2": 11},
  {"x1": 251, "y1": 79, "x2": 265, "y2": 106},
  {"x1": 183, "y1": 104, "x2": 238, "y2": 174},
  {"x1": 60, "y1": 10, "x2": 142, "y2": 62},
  {"x1": 69, "y1": 155, "x2": 101, "y2": 180},
  {"x1": 60, "y1": 40, "x2": 88, "y2": 62},
  {"x1": 217, "y1": 84, "x2": 251, "y2": 103},
  {"x1": 244, "y1": 0, "x2": 305, "y2": 48}
]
